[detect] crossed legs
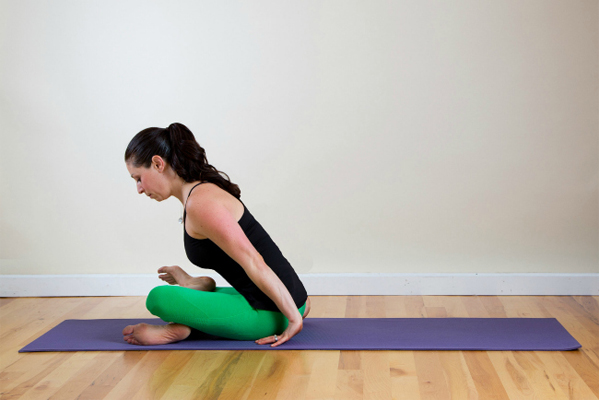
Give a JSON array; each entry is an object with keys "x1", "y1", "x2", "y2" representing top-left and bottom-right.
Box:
[
  {"x1": 123, "y1": 266, "x2": 310, "y2": 345},
  {"x1": 122, "y1": 266, "x2": 216, "y2": 345}
]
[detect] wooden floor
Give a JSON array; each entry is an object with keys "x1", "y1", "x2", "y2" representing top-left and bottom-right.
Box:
[{"x1": 0, "y1": 295, "x2": 597, "y2": 400}]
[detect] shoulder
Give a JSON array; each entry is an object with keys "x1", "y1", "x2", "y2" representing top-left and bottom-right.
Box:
[
  {"x1": 185, "y1": 183, "x2": 243, "y2": 236},
  {"x1": 186, "y1": 183, "x2": 227, "y2": 220}
]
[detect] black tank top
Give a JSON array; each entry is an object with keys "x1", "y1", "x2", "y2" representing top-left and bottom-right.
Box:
[{"x1": 182, "y1": 183, "x2": 308, "y2": 312}]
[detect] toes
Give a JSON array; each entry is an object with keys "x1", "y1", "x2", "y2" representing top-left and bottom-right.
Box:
[
  {"x1": 125, "y1": 337, "x2": 140, "y2": 345},
  {"x1": 122, "y1": 325, "x2": 135, "y2": 336},
  {"x1": 159, "y1": 275, "x2": 177, "y2": 285}
]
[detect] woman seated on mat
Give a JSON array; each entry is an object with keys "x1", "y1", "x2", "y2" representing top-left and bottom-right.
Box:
[{"x1": 122, "y1": 123, "x2": 310, "y2": 347}]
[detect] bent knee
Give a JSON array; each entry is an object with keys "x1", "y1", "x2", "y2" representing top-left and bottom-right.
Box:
[{"x1": 146, "y1": 286, "x2": 173, "y2": 317}]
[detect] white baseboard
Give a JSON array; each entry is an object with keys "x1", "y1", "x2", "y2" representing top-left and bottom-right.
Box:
[{"x1": 0, "y1": 273, "x2": 597, "y2": 297}]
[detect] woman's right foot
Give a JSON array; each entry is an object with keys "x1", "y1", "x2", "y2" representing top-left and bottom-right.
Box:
[
  {"x1": 158, "y1": 266, "x2": 216, "y2": 291},
  {"x1": 123, "y1": 323, "x2": 191, "y2": 345}
]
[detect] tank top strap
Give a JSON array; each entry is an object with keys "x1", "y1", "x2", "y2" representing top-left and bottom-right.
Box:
[{"x1": 183, "y1": 182, "x2": 208, "y2": 223}]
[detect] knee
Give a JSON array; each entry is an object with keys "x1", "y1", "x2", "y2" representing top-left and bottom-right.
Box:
[{"x1": 146, "y1": 286, "x2": 171, "y2": 317}]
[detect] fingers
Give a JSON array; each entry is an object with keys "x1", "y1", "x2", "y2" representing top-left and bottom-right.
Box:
[
  {"x1": 255, "y1": 320, "x2": 302, "y2": 347},
  {"x1": 270, "y1": 334, "x2": 286, "y2": 347},
  {"x1": 255, "y1": 334, "x2": 288, "y2": 347}
]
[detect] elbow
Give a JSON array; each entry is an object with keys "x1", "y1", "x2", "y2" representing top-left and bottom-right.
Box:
[
  {"x1": 244, "y1": 253, "x2": 271, "y2": 278},
  {"x1": 251, "y1": 253, "x2": 268, "y2": 271}
]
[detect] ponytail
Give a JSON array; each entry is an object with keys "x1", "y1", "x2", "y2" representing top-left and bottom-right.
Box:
[{"x1": 125, "y1": 123, "x2": 241, "y2": 199}]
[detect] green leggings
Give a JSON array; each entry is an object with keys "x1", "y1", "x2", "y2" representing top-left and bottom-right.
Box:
[{"x1": 146, "y1": 285, "x2": 306, "y2": 340}]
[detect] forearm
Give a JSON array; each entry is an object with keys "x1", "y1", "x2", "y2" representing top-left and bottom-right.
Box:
[{"x1": 245, "y1": 257, "x2": 302, "y2": 323}]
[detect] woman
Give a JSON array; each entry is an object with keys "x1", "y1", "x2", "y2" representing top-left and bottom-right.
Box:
[{"x1": 122, "y1": 123, "x2": 310, "y2": 347}]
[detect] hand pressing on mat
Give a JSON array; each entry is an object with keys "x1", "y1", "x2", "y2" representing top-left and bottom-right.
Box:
[{"x1": 255, "y1": 318, "x2": 303, "y2": 347}]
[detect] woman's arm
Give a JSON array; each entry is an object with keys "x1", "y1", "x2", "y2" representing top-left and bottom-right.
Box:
[{"x1": 186, "y1": 196, "x2": 303, "y2": 347}]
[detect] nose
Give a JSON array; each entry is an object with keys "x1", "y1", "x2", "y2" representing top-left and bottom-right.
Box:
[{"x1": 137, "y1": 182, "x2": 144, "y2": 194}]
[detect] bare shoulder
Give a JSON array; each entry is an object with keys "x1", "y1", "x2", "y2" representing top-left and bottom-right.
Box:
[{"x1": 185, "y1": 183, "x2": 244, "y2": 238}]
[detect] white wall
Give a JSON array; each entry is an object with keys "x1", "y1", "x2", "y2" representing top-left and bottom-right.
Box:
[{"x1": 1, "y1": 0, "x2": 597, "y2": 278}]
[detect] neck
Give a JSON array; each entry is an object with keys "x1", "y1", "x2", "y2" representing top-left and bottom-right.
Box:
[{"x1": 177, "y1": 180, "x2": 203, "y2": 206}]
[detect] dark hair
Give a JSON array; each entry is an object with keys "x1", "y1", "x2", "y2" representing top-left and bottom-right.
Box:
[{"x1": 124, "y1": 123, "x2": 241, "y2": 199}]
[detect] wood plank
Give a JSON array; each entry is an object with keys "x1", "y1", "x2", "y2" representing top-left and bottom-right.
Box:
[
  {"x1": 217, "y1": 351, "x2": 267, "y2": 400},
  {"x1": 403, "y1": 296, "x2": 426, "y2": 318},
  {"x1": 423, "y1": 296, "x2": 469, "y2": 318},
  {"x1": 76, "y1": 351, "x2": 147, "y2": 400},
  {"x1": 425, "y1": 307, "x2": 447, "y2": 318},
  {"x1": 536, "y1": 351, "x2": 598, "y2": 400},
  {"x1": 488, "y1": 351, "x2": 538, "y2": 399},
  {"x1": 13, "y1": 352, "x2": 99, "y2": 400},
  {"x1": 561, "y1": 350, "x2": 600, "y2": 398},
  {"x1": 163, "y1": 351, "x2": 246, "y2": 400},
  {"x1": 272, "y1": 352, "x2": 314, "y2": 400},
  {"x1": 462, "y1": 296, "x2": 491, "y2": 318},
  {"x1": 554, "y1": 297, "x2": 599, "y2": 337},
  {"x1": 102, "y1": 351, "x2": 172, "y2": 399},
  {"x1": 134, "y1": 350, "x2": 197, "y2": 400},
  {"x1": 309, "y1": 296, "x2": 346, "y2": 318},
  {"x1": 463, "y1": 351, "x2": 510, "y2": 399},
  {"x1": 335, "y1": 369, "x2": 363, "y2": 400},
  {"x1": 439, "y1": 352, "x2": 478, "y2": 399},
  {"x1": 47, "y1": 352, "x2": 118, "y2": 400},
  {"x1": 543, "y1": 297, "x2": 599, "y2": 366},
  {"x1": 414, "y1": 352, "x2": 451, "y2": 400},
  {"x1": 498, "y1": 296, "x2": 537, "y2": 318},
  {"x1": 366, "y1": 296, "x2": 387, "y2": 318},
  {"x1": 244, "y1": 351, "x2": 293, "y2": 400},
  {"x1": 0, "y1": 352, "x2": 75, "y2": 399},
  {"x1": 389, "y1": 351, "x2": 420, "y2": 400},
  {"x1": 383, "y1": 296, "x2": 406, "y2": 318},
  {"x1": 510, "y1": 351, "x2": 569, "y2": 399},
  {"x1": 572, "y1": 296, "x2": 599, "y2": 324},
  {"x1": 304, "y1": 351, "x2": 340, "y2": 400},
  {"x1": 339, "y1": 351, "x2": 361, "y2": 370},
  {"x1": 362, "y1": 351, "x2": 392, "y2": 399},
  {"x1": 0, "y1": 298, "x2": 16, "y2": 308},
  {"x1": 479, "y1": 296, "x2": 508, "y2": 318},
  {"x1": 345, "y1": 296, "x2": 367, "y2": 318}
]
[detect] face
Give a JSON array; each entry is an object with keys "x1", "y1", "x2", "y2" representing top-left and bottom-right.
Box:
[{"x1": 126, "y1": 157, "x2": 170, "y2": 202}]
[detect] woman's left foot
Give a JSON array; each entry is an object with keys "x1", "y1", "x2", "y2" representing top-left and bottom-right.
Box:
[
  {"x1": 158, "y1": 266, "x2": 216, "y2": 291},
  {"x1": 122, "y1": 323, "x2": 192, "y2": 345}
]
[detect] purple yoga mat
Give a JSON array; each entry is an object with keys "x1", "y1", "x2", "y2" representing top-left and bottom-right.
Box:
[{"x1": 19, "y1": 318, "x2": 581, "y2": 352}]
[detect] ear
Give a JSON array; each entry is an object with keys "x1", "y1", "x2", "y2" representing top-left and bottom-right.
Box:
[{"x1": 151, "y1": 155, "x2": 166, "y2": 172}]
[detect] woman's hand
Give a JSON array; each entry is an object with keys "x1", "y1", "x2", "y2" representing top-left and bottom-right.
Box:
[{"x1": 255, "y1": 318, "x2": 303, "y2": 347}]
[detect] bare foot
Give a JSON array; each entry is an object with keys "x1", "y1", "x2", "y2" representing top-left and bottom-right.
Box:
[
  {"x1": 158, "y1": 266, "x2": 216, "y2": 291},
  {"x1": 303, "y1": 297, "x2": 311, "y2": 319},
  {"x1": 122, "y1": 323, "x2": 192, "y2": 345}
]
